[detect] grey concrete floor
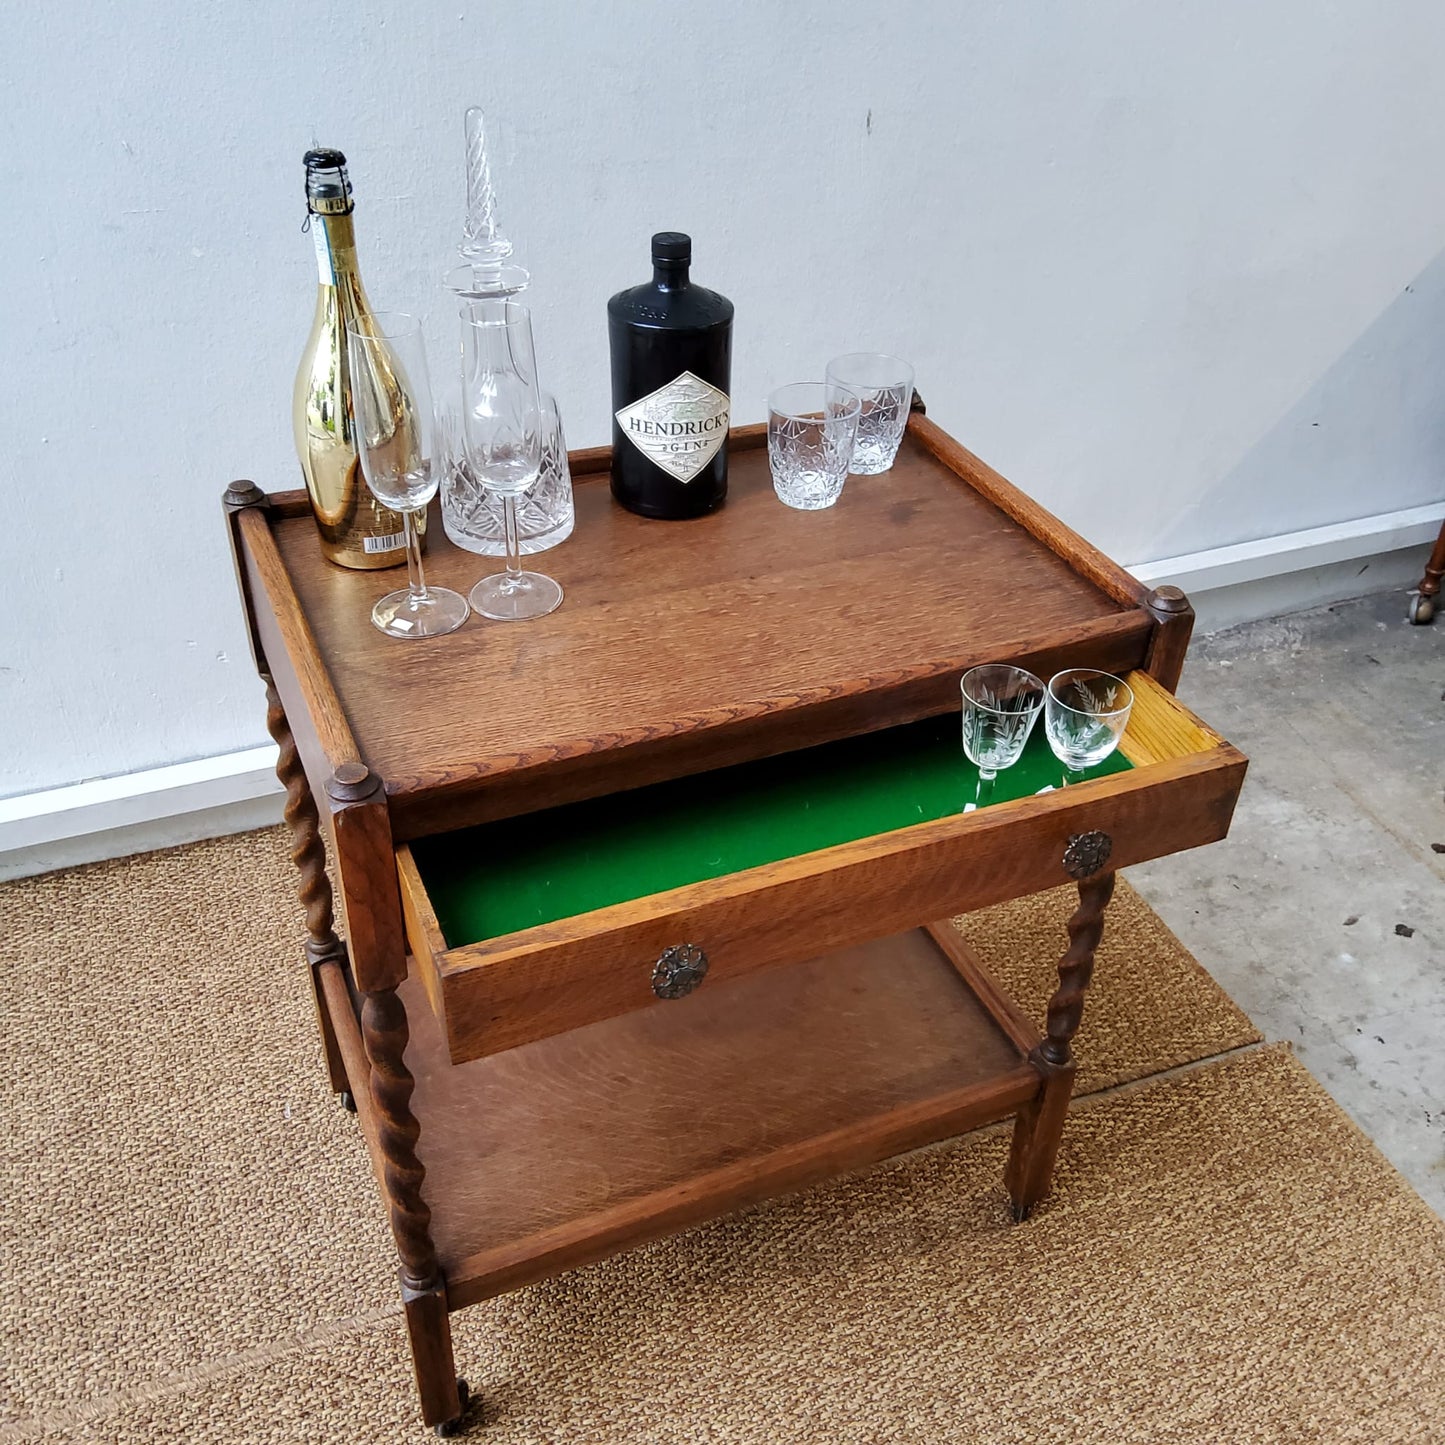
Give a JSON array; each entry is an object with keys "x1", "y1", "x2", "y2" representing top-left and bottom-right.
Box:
[{"x1": 1130, "y1": 587, "x2": 1444, "y2": 1216}]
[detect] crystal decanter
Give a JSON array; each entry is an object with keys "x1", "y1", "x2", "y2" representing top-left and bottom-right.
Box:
[{"x1": 440, "y1": 107, "x2": 574, "y2": 556}]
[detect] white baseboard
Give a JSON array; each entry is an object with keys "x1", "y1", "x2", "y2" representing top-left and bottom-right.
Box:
[
  {"x1": 2, "y1": 502, "x2": 1439, "y2": 881},
  {"x1": 0, "y1": 746, "x2": 284, "y2": 882},
  {"x1": 1129, "y1": 502, "x2": 1440, "y2": 635},
  {"x1": 1129, "y1": 501, "x2": 1441, "y2": 595}
]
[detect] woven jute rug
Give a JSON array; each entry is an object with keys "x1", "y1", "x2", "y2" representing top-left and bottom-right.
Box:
[{"x1": 5, "y1": 827, "x2": 1440, "y2": 1442}]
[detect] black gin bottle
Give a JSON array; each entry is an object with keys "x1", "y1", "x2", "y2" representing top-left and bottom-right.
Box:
[{"x1": 608, "y1": 232, "x2": 733, "y2": 519}]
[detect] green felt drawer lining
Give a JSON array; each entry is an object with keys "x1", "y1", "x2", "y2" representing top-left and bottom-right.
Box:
[{"x1": 411, "y1": 714, "x2": 1131, "y2": 948}]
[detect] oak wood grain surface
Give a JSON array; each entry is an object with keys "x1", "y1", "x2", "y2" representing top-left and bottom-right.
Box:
[
  {"x1": 1116, "y1": 669, "x2": 1221, "y2": 767},
  {"x1": 923, "y1": 920, "x2": 1041, "y2": 1056},
  {"x1": 387, "y1": 926, "x2": 1034, "y2": 1304},
  {"x1": 268, "y1": 427, "x2": 1153, "y2": 838},
  {"x1": 907, "y1": 415, "x2": 1148, "y2": 610},
  {"x1": 241, "y1": 507, "x2": 362, "y2": 798}
]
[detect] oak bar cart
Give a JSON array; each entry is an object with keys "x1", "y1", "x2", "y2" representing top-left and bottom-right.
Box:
[{"x1": 224, "y1": 409, "x2": 1247, "y2": 1434}]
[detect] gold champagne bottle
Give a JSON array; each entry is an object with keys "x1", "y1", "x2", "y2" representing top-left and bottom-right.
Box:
[{"x1": 292, "y1": 148, "x2": 419, "y2": 569}]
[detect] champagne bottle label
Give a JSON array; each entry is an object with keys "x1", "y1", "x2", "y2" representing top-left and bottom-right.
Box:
[
  {"x1": 614, "y1": 371, "x2": 730, "y2": 484},
  {"x1": 362, "y1": 531, "x2": 408, "y2": 554},
  {"x1": 312, "y1": 221, "x2": 334, "y2": 284}
]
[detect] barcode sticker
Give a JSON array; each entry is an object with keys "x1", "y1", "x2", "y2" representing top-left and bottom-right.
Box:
[{"x1": 363, "y1": 532, "x2": 407, "y2": 554}]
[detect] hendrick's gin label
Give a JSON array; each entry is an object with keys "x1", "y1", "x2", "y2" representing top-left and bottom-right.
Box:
[{"x1": 608, "y1": 232, "x2": 733, "y2": 519}]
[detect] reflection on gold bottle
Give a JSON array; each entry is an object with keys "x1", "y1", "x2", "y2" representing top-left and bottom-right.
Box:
[{"x1": 291, "y1": 149, "x2": 422, "y2": 569}]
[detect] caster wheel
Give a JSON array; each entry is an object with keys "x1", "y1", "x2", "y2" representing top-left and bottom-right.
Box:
[
  {"x1": 434, "y1": 1379, "x2": 470, "y2": 1437},
  {"x1": 1408, "y1": 593, "x2": 1436, "y2": 625},
  {"x1": 339, "y1": 1090, "x2": 357, "y2": 1113}
]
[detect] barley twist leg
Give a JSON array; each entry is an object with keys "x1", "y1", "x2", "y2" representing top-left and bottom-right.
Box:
[
  {"x1": 1040, "y1": 871, "x2": 1115, "y2": 1067},
  {"x1": 264, "y1": 679, "x2": 349, "y2": 1095},
  {"x1": 360, "y1": 986, "x2": 439, "y2": 1290},
  {"x1": 1007, "y1": 872, "x2": 1115, "y2": 1219},
  {"x1": 360, "y1": 985, "x2": 462, "y2": 1429}
]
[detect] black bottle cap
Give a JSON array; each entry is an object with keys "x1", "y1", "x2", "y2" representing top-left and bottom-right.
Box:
[
  {"x1": 652, "y1": 232, "x2": 691, "y2": 264},
  {"x1": 304, "y1": 148, "x2": 352, "y2": 214}
]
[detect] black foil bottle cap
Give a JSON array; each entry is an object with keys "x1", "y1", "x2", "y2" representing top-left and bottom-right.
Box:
[
  {"x1": 304, "y1": 148, "x2": 352, "y2": 215},
  {"x1": 652, "y1": 231, "x2": 691, "y2": 264}
]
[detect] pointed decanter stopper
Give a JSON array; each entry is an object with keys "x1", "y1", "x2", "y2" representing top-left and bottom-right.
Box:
[{"x1": 447, "y1": 107, "x2": 530, "y2": 300}]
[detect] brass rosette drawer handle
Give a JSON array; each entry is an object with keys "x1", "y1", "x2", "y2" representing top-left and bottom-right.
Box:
[
  {"x1": 652, "y1": 943, "x2": 709, "y2": 999},
  {"x1": 1062, "y1": 830, "x2": 1113, "y2": 879}
]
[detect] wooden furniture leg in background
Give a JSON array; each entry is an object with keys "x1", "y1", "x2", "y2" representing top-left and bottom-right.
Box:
[
  {"x1": 327, "y1": 763, "x2": 465, "y2": 1435},
  {"x1": 265, "y1": 679, "x2": 351, "y2": 1104},
  {"x1": 1408, "y1": 517, "x2": 1445, "y2": 624},
  {"x1": 1005, "y1": 870, "x2": 1116, "y2": 1221}
]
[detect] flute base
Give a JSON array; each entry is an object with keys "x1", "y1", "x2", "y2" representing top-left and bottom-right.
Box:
[
  {"x1": 371, "y1": 587, "x2": 470, "y2": 640},
  {"x1": 469, "y1": 570, "x2": 563, "y2": 622}
]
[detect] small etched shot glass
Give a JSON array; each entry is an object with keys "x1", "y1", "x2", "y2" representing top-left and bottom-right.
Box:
[
  {"x1": 1045, "y1": 668, "x2": 1135, "y2": 783},
  {"x1": 767, "y1": 382, "x2": 861, "y2": 510},
  {"x1": 960, "y1": 665, "x2": 1046, "y2": 800},
  {"x1": 825, "y1": 353, "x2": 915, "y2": 474}
]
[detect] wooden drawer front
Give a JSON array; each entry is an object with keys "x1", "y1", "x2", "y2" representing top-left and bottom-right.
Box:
[{"x1": 399, "y1": 673, "x2": 1246, "y2": 1064}]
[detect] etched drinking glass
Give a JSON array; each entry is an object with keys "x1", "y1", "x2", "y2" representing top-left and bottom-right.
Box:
[
  {"x1": 345, "y1": 312, "x2": 469, "y2": 639},
  {"x1": 766, "y1": 382, "x2": 861, "y2": 510},
  {"x1": 460, "y1": 301, "x2": 563, "y2": 621},
  {"x1": 824, "y1": 353, "x2": 915, "y2": 474},
  {"x1": 960, "y1": 665, "x2": 1046, "y2": 786},
  {"x1": 1045, "y1": 669, "x2": 1134, "y2": 783}
]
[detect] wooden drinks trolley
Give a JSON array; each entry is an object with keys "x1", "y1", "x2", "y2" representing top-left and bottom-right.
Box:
[{"x1": 224, "y1": 409, "x2": 1247, "y2": 1434}]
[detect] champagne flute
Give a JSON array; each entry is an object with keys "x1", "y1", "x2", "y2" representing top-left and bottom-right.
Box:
[
  {"x1": 346, "y1": 312, "x2": 469, "y2": 639},
  {"x1": 1045, "y1": 668, "x2": 1134, "y2": 784},
  {"x1": 460, "y1": 301, "x2": 563, "y2": 621}
]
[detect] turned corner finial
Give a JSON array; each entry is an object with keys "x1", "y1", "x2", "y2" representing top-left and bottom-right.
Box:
[
  {"x1": 223, "y1": 479, "x2": 266, "y2": 509},
  {"x1": 1146, "y1": 584, "x2": 1190, "y2": 615},
  {"x1": 326, "y1": 761, "x2": 376, "y2": 803}
]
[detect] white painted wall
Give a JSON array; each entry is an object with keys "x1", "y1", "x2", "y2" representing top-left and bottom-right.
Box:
[{"x1": 6, "y1": 0, "x2": 1445, "y2": 800}]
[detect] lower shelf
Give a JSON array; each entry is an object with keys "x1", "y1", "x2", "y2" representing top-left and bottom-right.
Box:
[{"x1": 342, "y1": 925, "x2": 1041, "y2": 1310}]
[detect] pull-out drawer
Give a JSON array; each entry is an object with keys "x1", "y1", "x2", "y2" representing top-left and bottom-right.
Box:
[{"x1": 398, "y1": 671, "x2": 1246, "y2": 1064}]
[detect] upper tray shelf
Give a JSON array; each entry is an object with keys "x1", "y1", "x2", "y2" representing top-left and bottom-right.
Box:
[{"x1": 242, "y1": 415, "x2": 1161, "y2": 840}]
